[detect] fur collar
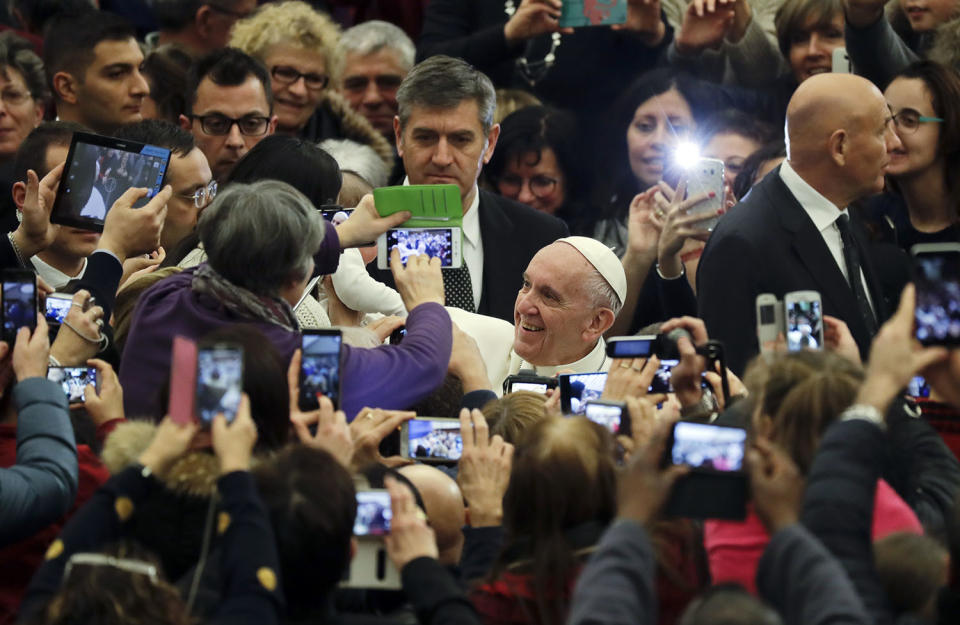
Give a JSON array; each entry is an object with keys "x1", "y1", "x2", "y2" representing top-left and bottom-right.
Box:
[
  {"x1": 319, "y1": 90, "x2": 395, "y2": 166},
  {"x1": 928, "y1": 16, "x2": 960, "y2": 72},
  {"x1": 101, "y1": 421, "x2": 221, "y2": 498}
]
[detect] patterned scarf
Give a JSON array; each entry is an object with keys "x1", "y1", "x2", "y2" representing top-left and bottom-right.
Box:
[{"x1": 191, "y1": 263, "x2": 300, "y2": 332}]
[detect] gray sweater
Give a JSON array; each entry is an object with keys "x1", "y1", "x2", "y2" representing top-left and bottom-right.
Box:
[{"x1": 0, "y1": 377, "x2": 78, "y2": 547}]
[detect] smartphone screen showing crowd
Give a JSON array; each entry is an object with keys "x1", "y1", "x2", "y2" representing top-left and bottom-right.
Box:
[
  {"x1": 47, "y1": 366, "x2": 97, "y2": 403},
  {"x1": 299, "y1": 330, "x2": 342, "y2": 411},
  {"x1": 195, "y1": 344, "x2": 244, "y2": 426},
  {"x1": 353, "y1": 490, "x2": 392, "y2": 536},
  {"x1": 45, "y1": 293, "x2": 73, "y2": 325},
  {"x1": 2, "y1": 269, "x2": 36, "y2": 343},
  {"x1": 377, "y1": 227, "x2": 462, "y2": 269},
  {"x1": 559, "y1": 372, "x2": 608, "y2": 415},
  {"x1": 400, "y1": 417, "x2": 463, "y2": 462},
  {"x1": 50, "y1": 132, "x2": 171, "y2": 232},
  {"x1": 663, "y1": 422, "x2": 749, "y2": 520},
  {"x1": 912, "y1": 243, "x2": 960, "y2": 346},
  {"x1": 784, "y1": 291, "x2": 823, "y2": 351},
  {"x1": 583, "y1": 400, "x2": 630, "y2": 435}
]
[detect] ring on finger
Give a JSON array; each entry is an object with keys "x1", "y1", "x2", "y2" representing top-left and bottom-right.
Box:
[{"x1": 619, "y1": 362, "x2": 631, "y2": 369}]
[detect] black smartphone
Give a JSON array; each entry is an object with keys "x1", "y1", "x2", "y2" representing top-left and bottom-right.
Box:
[
  {"x1": 388, "y1": 326, "x2": 406, "y2": 345},
  {"x1": 400, "y1": 417, "x2": 462, "y2": 462},
  {"x1": 195, "y1": 343, "x2": 244, "y2": 426},
  {"x1": 2, "y1": 269, "x2": 36, "y2": 343},
  {"x1": 912, "y1": 243, "x2": 960, "y2": 346},
  {"x1": 663, "y1": 421, "x2": 749, "y2": 520},
  {"x1": 558, "y1": 372, "x2": 608, "y2": 415},
  {"x1": 354, "y1": 489, "x2": 392, "y2": 536},
  {"x1": 299, "y1": 329, "x2": 342, "y2": 410},
  {"x1": 46, "y1": 366, "x2": 98, "y2": 403},
  {"x1": 606, "y1": 335, "x2": 656, "y2": 358},
  {"x1": 583, "y1": 400, "x2": 631, "y2": 436},
  {"x1": 50, "y1": 132, "x2": 171, "y2": 232}
]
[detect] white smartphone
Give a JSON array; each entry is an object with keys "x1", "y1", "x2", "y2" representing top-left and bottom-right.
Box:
[
  {"x1": 342, "y1": 489, "x2": 401, "y2": 590},
  {"x1": 399, "y1": 417, "x2": 462, "y2": 462},
  {"x1": 783, "y1": 290, "x2": 823, "y2": 352},
  {"x1": 832, "y1": 47, "x2": 852, "y2": 74},
  {"x1": 683, "y1": 158, "x2": 725, "y2": 231},
  {"x1": 376, "y1": 226, "x2": 462, "y2": 270},
  {"x1": 755, "y1": 293, "x2": 783, "y2": 349}
]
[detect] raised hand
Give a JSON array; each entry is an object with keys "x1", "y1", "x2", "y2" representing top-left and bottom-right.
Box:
[
  {"x1": 391, "y1": 251, "x2": 445, "y2": 311},
  {"x1": 676, "y1": 0, "x2": 737, "y2": 55},
  {"x1": 384, "y1": 475, "x2": 439, "y2": 570},
  {"x1": 458, "y1": 408, "x2": 513, "y2": 527},
  {"x1": 13, "y1": 163, "x2": 64, "y2": 258},
  {"x1": 504, "y1": 0, "x2": 567, "y2": 44}
]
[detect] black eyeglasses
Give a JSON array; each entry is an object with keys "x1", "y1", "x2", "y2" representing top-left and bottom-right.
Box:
[
  {"x1": 341, "y1": 74, "x2": 404, "y2": 93},
  {"x1": 189, "y1": 113, "x2": 270, "y2": 136},
  {"x1": 271, "y1": 66, "x2": 328, "y2": 91},
  {"x1": 496, "y1": 174, "x2": 559, "y2": 199}
]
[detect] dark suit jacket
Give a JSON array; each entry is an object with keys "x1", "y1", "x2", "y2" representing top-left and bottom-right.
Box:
[
  {"x1": 369, "y1": 190, "x2": 569, "y2": 322},
  {"x1": 697, "y1": 167, "x2": 909, "y2": 375}
]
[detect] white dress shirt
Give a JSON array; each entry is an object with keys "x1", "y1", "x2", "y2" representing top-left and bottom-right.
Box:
[
  {"x1": 30, "y1": 255, "x2": 86, "y2": 291},
  {"x1": 461, "y1": 188, "x2": 484, "y2": 307},
  {"x1": 779, "y1": 161, "x2": 875, "y2": 314}
]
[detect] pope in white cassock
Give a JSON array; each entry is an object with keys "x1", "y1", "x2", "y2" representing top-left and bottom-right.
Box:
[{"x1": 447, "y1": 236, "x2": 627, "y2": 393}]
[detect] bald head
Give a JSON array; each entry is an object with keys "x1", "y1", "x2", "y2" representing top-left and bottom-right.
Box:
[
  {"x1": 398, "y1": 464, "x2": 465, "y2": 566},
  {"x1": 784, "y1": 73, "x2": 899, "y2": 206}
]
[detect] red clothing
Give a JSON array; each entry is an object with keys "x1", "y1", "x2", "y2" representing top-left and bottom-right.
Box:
[
  {"x1": 471, "y1": 570, "x2": 579, "y2": 625},
  {"x1": 704, "y1": 479, "x2": 923, "y2": 594},
  {"x1": 0, "y1": 424, "x2": 110, "y2": 624}
]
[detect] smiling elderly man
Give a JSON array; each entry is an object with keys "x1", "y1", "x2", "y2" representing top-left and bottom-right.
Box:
[{"x1": 448, "y1": 236, "x2": 626, "y2": 392}]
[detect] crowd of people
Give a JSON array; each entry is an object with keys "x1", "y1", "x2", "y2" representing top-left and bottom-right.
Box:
[{"x1": 0, "y1": 0, "x2": 958, "y2": 624}]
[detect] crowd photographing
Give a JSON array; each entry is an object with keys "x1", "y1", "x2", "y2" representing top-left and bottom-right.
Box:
[{"x1": 0, "y1": 0, "x2": 958, "y2": 624}]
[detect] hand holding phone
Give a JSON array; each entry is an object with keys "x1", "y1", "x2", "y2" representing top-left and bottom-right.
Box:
[
  {"x1": 784, "y1": 290, "x2": 823, "y2": 351},
  {"x1": 2, "y1": 269, "x2": 37, "y2": 344},
  {"x1": 47, "y1": 366, "x2": 97, "y2": 404},
  {"x1": 211, "y1": 394, "x2": 257, "y2": 473},
  {"x1": 384, "y1": 475, "x2": 438, "y2": 570},
  {"x1": 299, "y1": 330, "x2": 342, "y2": 410}
]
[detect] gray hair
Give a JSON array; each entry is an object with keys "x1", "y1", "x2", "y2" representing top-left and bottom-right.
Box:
[
  {"x1": 584, "y1": 267, "x2": 622, "y2": 316},
  {"x1": 0, "y1": 31, "x2": 48, "y2": 101},
  {"x1": 336, "y1": 20, "x2": 414, "y2": 76},
  {"x1": 198, "y1": 180, "x2": 325, "y2": 296},
  {"x1": 319, "y1": 138, "x2": 389, "y2": 188},
  {"x1": 397, "y1": 55, "x2": 496, "y2": 134}
]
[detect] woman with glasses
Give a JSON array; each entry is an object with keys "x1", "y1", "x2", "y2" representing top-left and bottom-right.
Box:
[
  {"x1": 0, "y1": 32, "x2": 45, "y2": 165},
  {"x1": 865, "y1": 60, "x2": 960, "y2": 251},
  {"x1": 229, "y1": 1, "x2": 393, "y2": 166},
  {"x1": 485, "y1": 106, "x2": 587, "y2": 232}
]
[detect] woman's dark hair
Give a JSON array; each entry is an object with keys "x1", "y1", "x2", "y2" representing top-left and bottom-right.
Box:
[
  {"x1": 732, "y1": 140, "x2": 786, "y2": 201},
  {"x1": 196, "y1": 324, "x2": 290, "y2": 451},
  {"x1": 592, "y1": 69, "x2": 713, "y2": 224},
  {"x1": 889, "y1": 60, "x2": 960, "y2": 216},
  {"x1": 485, "y1": 106, "x2": 584, "y2": 215},
  {"x1": 23, "y1": 541, "x2": 189, "y2": 625},
  {"x1": 699, "y1": 108, "x2": 776, "y2": 149},
  {"x1": 227, "y1": 134, "x2": 343, "y2": 207},
  {"x1": 490, "y1": 417, "x2": 617, "y2": 625},
  {"x1": 253, "y1": 446, "x2": 356, "y2": 615},
  {"x1": 141, "y1": 45, "x2": 193, "y2": 124}
]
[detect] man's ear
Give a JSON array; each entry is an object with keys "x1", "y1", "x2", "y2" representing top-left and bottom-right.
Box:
[
  {"x1": 267, "y1": 115, "x2": 278, "y2": 135},
  {"x1": 11, "y1": 181, "x2": 25, "y2": 211},
  {"x1": 178, "y1": 113, "x2": 192, "y2": 131},
  {"x1": 828, "y1": 129, "x2": 847, "y2": 167},
  {"x1": 52, "y1": 71, "x2": 79, "y2": 105},
  {"x1": 195, "y1": 5, "x2": 215, "y2": 39},
  {"x1": 394, "y1": 116, "x2": 403, "y2": 158},
  {"x1": 584, "y1": 307, "x2": 616, "y2": 343},
  {"x1": 482, "y1": 123, "x2": 500, "y2": 165}
]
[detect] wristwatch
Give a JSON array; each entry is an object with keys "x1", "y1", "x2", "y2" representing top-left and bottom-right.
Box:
[{"x1": 680, "y1": 387, "x2": 719, "y2": 420}]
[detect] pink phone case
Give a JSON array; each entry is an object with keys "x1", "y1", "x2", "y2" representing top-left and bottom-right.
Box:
[{"x1": 169, "y1": 336, "x2": 197, "y2": 424}]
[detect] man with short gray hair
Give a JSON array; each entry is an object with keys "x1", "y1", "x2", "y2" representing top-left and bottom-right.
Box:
[
  {"x1": 370, "y1": 55, "x2": 568, "y2": 323},
  {"x1": 337, "y1": 20, "x2": 415, "y2": 140}
]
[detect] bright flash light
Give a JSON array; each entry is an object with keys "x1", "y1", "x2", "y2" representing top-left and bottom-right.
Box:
[{"x1": 673, "y1": 141, "x2": 701, "y2": 169}]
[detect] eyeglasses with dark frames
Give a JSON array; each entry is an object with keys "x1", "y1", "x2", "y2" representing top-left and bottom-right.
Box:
[
  {"x1": 496, "y1": 174, "x2": 559, "y2": 199},
  {"x1": 189, "y1": 113, "x2": 270, "y2": 136},
  {"x1": 271, "y1": 66, "x2": 329, "y2": 91}
]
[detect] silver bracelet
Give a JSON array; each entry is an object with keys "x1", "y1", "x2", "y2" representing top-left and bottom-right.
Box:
[
  {"x1": 62, "y1": 320, "x2": 108, "y2": 351},
  {"x1": 656, "y1": 262, "x2": 685, "y2": 281}
]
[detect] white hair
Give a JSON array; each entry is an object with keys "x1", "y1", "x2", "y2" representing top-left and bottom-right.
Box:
[
  {"x1": 336, "y1": 20, "x2": 415, "y2": 75},
  {"x1": 584, "y1": 267, "x2": 622, "y2": 316},
  {"x1": 318, "y1": 138, "x2": 389, "y2": 188}
]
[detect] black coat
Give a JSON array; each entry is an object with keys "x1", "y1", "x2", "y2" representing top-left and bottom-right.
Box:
[
  {"x1": 369, "y1": 190, "x2": 569, "y2": 323},
  {"x1": 697, "y1": 167, "x2": 910, "y2": 375}
]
